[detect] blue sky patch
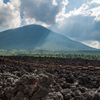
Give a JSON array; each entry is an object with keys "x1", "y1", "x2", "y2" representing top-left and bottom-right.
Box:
[{"x1": 3, "y1": 0, "x2": 9, "y2": 4}]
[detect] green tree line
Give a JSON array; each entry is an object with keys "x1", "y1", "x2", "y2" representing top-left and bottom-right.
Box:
[{"x1": 0, "y1": 49, "x2": 100, "y2": 60}]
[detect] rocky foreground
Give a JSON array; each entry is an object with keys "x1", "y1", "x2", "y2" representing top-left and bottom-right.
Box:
[{"x1": 0, "y1": 56, "x2": 100, "y2": 100}]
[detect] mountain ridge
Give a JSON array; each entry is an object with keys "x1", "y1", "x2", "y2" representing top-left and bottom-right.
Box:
[{"x1": 0, "y1": 24, "x2": 96, "y2": 51}]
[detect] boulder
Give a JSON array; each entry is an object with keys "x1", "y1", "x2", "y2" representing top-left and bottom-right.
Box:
[{"x1": 3, "y1": 73, "x2": 53, "y2": 100}]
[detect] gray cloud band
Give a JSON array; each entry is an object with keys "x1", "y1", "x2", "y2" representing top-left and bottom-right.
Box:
[{"x1": 20, "y1": 0, "x2": 62, "y2": 25}]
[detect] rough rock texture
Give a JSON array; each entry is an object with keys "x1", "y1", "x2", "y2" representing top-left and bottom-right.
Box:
[
  {"x1": 0, "y1": 56, "x2": 100, "y2": 100},
  {"x1": 0, "y1": 73, "x2": 52, "y2": 100},
  {"x1": 2, "y1": 56, "x2": 100, "y2": 67}
]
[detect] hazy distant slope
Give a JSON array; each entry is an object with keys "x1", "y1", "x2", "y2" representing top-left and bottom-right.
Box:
[{"x1": 0, "y1": 24, "x2": 96, "y2": 51}]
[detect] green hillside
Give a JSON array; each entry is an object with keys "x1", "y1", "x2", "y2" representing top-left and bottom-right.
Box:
[{"x1": 0, "y1": 24, "x2": 96, "y2": 51}]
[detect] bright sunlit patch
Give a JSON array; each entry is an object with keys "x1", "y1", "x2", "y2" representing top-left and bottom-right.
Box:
[
  {"x1": 52, "y1": 0, "x2": 58, "y2": 6},
  {"x1": 0, "y1": 0, "x2": 21, "y2": 31},
  {"x1": 90, "y1": 6, "x2": 100, "y2": 21},
  {"x1": 42, "y1": 23, "x2": 51, "y2": 28},
  {"x1": 56, "y1": 0, "x2": 68, "y2": 22},
  {"x1": 82, "y1": 40, "x2": 100, "y2": 49},
  {"x1": 90, "y1": 0, "x2": 100, "y2": 4}
]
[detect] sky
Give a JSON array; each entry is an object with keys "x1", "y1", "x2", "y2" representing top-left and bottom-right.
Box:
[{"x1": 0, "y1": 0, "x2": 100, "y2": 49}]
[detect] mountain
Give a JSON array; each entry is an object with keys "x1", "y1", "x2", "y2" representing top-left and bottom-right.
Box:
[{"x1": 0, "y1": 24, "x2": 96, "y2": 51}]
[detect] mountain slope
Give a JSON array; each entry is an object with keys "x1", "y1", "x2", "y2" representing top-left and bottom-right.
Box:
[{"x1": 0, "y1": 24, "x2": 96, "y2": 51}]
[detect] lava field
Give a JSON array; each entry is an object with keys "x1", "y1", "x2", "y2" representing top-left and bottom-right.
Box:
[{"x1": 0, "y1": 56, "x2": 100, "y2": 100}]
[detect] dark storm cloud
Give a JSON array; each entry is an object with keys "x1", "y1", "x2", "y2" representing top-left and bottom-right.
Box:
[{"x1": 20, "y1": 0, "x2": 61, "y2": 25}]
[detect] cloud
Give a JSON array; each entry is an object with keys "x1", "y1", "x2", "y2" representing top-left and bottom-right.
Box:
[
  {"x1": 90, "y1": 0, "x2": 100, "y2": 4},
  {"x1": 55, "y1": 0, "x2": 100, "y2": 25},
  {"x1": 0, "y1": 0, "x2": 69, "y2": 30},
  {"x1": 20, "y1": 0, "x2": 62, "y2": 25},
  {"x1": 0, "y1": 0, "x2": 21, "y2": 30},
  {"x1": 58, "y1": 2, "x2": 100, "y2": 20},
  {"x1": 82, "y1": 40, "x2": 100, "y2": 49},
  {"x1": 56, "y1": 0, "x2": 69, "y2": 22},
  {"x1": 52, "y1": 0, "x2": 58, "y2": 6},
  {"x1": 63, "y1": 3, "x2": 90, "y2": 18},
  {"x1": 90, "y1": 6, "x2": 100, "y2": 21},
  {"x1": 9, "y1": 0, "x2": 20, "y2": 8},
  {"x1": 52, "y1": 15, "x2": 100, "y2": 42},
  {"x1": 51, "y1": 0, "x2": 100, "y2": 44}
]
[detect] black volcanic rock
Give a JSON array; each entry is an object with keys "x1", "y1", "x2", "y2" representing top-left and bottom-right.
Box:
[
  {"x1": 1, "y1": 57, "x2": 100, "y2": 100},
  {"x1": 0, "y1": 24, "x2": 95, "y2": 51}
]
